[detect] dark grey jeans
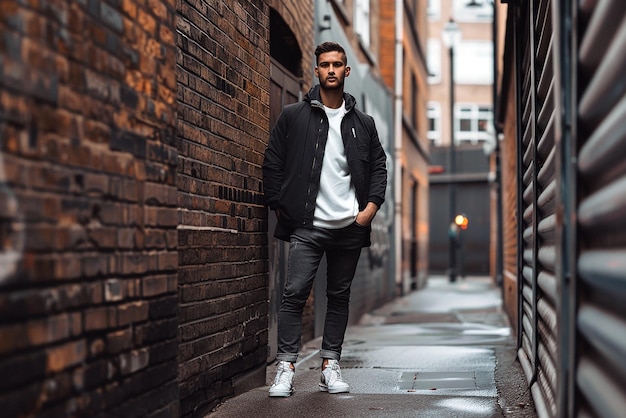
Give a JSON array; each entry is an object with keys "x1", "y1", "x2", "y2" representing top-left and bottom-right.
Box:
[{"x1": 276, "y1": 223, "x2": 369, "y2": 363}]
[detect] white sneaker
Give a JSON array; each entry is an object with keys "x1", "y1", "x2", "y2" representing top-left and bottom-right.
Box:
[
  {"x1": 319, "y1": 359, "x2": 350, "y2": 393},
  {"x1": 269, "y1": 361, "x2": 295, "y2": 397}
]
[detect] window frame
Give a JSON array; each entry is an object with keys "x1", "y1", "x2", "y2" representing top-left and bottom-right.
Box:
[
  {"x1": 427, "y1": 38, "x2": 442, "y2": 84},
  {"x1": 354, "y1": 0, "x2": 371, "y2": 49},
  {"x1": 427, "y1": 0, "x2": 441, "y2": 20},
  {"x1": 427, "y1": 102, "x2": 442, "y2": 146},
  {"x1": 454, "y1": 103, "x2": 493, "y2": 144},
  {"x1": 452, "y1": 0, "x2": 493, "y2": 23}
]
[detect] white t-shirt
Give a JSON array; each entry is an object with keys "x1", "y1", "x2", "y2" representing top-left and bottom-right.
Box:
[{"x1": 313, "y1": 101, "x2": 359, "y2": 229}]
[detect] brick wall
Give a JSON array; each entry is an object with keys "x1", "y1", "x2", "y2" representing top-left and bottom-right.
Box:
[
  {"x1": 0, "y1": 0, "x2": 179, "y2": 416},
  {"x1": 378, "y1": 0, "x2": 396, "y2": 89},
  {"x1": 176, "y1": 0, "x2": 270, "y2": 415}
]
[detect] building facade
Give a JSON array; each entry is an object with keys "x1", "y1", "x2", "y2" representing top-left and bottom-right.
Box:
[{"x1": 378, "y1": 0, "x2": 431, "y2": 293}]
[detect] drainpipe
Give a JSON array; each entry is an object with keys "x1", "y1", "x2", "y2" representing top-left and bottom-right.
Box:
[
  {"x1": 394, "y1": 0, "x2": 404, "y2": 295},
  {"x1": 493, "y1": 0, "x2": 503, "y2": 288}
]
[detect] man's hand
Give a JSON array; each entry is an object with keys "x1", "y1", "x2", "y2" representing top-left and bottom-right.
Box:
[{"x1": 355, "y1": 202, "x2": 378, "y2": 226}]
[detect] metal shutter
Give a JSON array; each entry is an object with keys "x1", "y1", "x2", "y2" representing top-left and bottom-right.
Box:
[
  {"x1": 576, "y1": 1, "x2": 626, "y2": 417},
  {"x1": 515, "y1": 0, "x2": 559, "y2": 416}
]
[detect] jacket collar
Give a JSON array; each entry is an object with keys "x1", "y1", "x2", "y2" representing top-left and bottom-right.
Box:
[{"x1": 304, "y1": 85, "x2": 356, "y2": 112}]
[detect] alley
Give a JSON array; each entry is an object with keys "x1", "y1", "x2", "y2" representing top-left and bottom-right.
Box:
[
  {"x1": 208, "y1": 277, "x2": 536, "y2": 417},
  {"x1": 3, "y1": 0, "x2": 625, "y2": 416}
]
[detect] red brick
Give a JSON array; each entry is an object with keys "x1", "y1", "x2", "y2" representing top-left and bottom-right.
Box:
[
  {"x1": 142, "y1": 275, "x2": 168, "y2": 297},
  {"x1": 84, "y1": 306, "x2": 116, "y2": 331},
  {"x1": 27, "y1": 314, "x2": 71, "y2": 346},
  {"x1": 107, "y1": 328, "x2": 133, "y2": 354},
  {"x1": 47, "y1": 340, "x2": 86, "y2": 373},
  {"x1": 0, "y1": 323, "x2": 28, "y2": 355},
  {"x1": 117, "y1": 301, "x2": 149, "y2": 327},
  {"x1": 119, "y1": 348, "x2": 149, "y2": 375}
]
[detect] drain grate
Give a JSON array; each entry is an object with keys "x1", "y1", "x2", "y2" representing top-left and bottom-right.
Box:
[{"x1": 398, "y1": 371, "x2": 477, "y2": 390}]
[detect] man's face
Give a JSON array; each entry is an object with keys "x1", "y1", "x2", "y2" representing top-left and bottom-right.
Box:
[{"x1": 315, "y1": 51, "x2": 350, "y2": 90}]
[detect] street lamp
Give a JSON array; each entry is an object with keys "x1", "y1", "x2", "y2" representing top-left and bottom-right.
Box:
[{"x1": 443, "y1": 18, "x2": 461, "y2": 282}]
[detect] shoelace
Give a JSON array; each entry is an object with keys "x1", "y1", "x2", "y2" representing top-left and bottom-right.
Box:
[
  {"x1": 275, "y1": 366, "x2": 293, "y2": 386},
  {"x1": 325, "y1": 362, "x2": 342, "y2": 384}
]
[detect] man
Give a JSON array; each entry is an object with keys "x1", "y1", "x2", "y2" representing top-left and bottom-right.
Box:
[{"x1": 262, "y1": 42, "x2": 387, "y2": 397}]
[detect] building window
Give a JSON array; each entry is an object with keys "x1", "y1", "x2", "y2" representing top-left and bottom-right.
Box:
[
  {"x1": 427, "y1": 102, "x2": 442, "y2": 146},
  {"x1": 455, "y1": 40, "x2": 493, "y2": 84},
  {"x1": 427, "y1": 39, "x2": 441, "y2": 84},
  {"x1": 355, "y1": 0, "x2": 371, "y2": 48},
  {"x1": 453, "y1": 0, "x2": 493, "y2": 22},
  {"x1": 411, "y1": 73, "x2": 418, "y2": 128},
  {"x1": 427, "y1": 0, "x2": 440, "y2": 20},
  {"x1": 455, "y1": 104, "x2": 492, "y2": 144}
]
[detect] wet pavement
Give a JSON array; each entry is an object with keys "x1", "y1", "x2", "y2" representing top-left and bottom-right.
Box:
[{"x1": 206, "y1": 276, "x2": 536, "y2": 417}]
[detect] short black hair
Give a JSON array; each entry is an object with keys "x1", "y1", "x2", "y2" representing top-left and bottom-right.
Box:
[{"x1": 314, "y1": 42, "x2": 347, "y2": 65}]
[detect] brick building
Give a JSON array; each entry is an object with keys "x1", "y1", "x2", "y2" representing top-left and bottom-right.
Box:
[
  {"x1": 0, "y1": 0, "x2": 313, "y2": 416},
  {"x1": 378, "y1": 0, "x2": 431, "y2": 292}
]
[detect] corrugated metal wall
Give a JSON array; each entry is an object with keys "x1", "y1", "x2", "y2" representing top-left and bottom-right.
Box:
[
  {"x1": 575, "y1": 0, "x2": 626, "y2": 416},
  {"x1": 508, "y1": 0, "x2": 626, "y2": 416},
  {"x1": 515, "y1": 0, "x2": 559, "y2": 415}
]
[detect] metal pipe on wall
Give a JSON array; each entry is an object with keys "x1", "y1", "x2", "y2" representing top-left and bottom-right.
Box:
[{"x1": 394, "y1": 0, "x2": 404, "y2": 294}]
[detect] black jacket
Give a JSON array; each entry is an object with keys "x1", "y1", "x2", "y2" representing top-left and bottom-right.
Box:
[{"x1": 262, "y1": 85, "x2": 387, "y2": 243}]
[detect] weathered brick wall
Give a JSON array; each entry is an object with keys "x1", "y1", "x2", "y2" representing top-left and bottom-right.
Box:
[
  {"x1": 175, "y1": 0, "x2": 270, "y2": 414},
  {"x1": 0, "y1": 0, "x2": 179, "y2": 416}
]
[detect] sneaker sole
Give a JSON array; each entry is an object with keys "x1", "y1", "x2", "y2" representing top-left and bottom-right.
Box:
[
  {"x1": 269, "y1": 390, "x2": 293, "y2": 397},
  {"x1": 318, "y1": 384, "x2": 349, "y2": 394}
]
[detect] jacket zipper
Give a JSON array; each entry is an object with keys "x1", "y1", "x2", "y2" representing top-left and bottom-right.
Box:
[{"x1": 304, "y1": 115, "x2": 325, "y2": 224}]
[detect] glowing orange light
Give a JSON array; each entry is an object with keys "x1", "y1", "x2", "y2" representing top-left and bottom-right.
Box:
[{"x1": 454, "y1": 214, "x2": 469, "y2": 230}]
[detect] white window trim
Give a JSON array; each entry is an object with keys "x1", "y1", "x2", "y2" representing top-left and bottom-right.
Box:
[
  {"x1": 428, "y1": 102, "x2": 442, "y2": 146},
  {"x1": 355, "y1": 0, "x2": 371, "y2": 49},
  {"x1": 427, "y1": 0, "x2": 441, "y2": 20},
  {"x1": 452, "y1": 0, "x2": 493, "y2": 23},
  {"x1": 454, "y1": 103, "x2": 493, "y2": 144},
  {"x1": 427, "y1": 38, "x2": 442, "y2": 84}
]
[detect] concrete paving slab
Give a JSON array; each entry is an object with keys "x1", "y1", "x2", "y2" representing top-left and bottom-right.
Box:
[{"x1": 399, "y1": 371, "x2": 477, "y2": 390}]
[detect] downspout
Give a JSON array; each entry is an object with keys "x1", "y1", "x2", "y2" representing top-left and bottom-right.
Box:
[
  {"x1": 493, "y1": 0, "x2": 503, "y2": 288},
  {"x1": 394, "y1": 0, "x2": 404, "y2": 294}
]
